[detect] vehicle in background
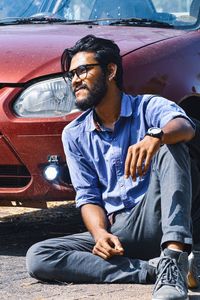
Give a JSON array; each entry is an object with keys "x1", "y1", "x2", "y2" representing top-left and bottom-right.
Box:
[{"x1": 0, "y1": 0, "x2": 199, "y2": 207}]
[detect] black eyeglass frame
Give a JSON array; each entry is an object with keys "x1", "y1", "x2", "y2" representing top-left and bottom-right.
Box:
[{"x1": 66, "y1": 63, "x2": 101, "y2": 81}]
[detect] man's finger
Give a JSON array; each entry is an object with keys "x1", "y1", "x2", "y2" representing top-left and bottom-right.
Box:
[
  {"x1": 92, "y1": 247, "x2": 110, "y2": 260},
  {"x1": 93, "y1": 244, "x2": 111, "y2": 259},
  {"x1": 136, "y1": 151, "x2": 147, "y2": 178},
  {"x1": 129, "y1": 151, "x2": 139, "y2": 181},
  {"x1": 100, "y1": 239, "x2": 123, "y2": 256},
  {"x1": 110, "y1": 237, "x2": 124, "y2": 254},
  {"x1": 143, "y1": 153, "x2": 152, "y2": 174},
  {"x1": 124, "y1": 150, "x2": 132, "y2": 178}
]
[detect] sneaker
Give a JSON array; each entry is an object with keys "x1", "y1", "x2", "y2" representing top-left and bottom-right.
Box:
[
  {"x1": 152, "y1": 248, "x2": 189, "y2": 300},
  {"x1": 187, "y1": 251, "x2": 199, "y2": 289}
]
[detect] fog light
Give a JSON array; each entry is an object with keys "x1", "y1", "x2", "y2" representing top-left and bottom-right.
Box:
[
  {"x1": 43, "y1": 155, "x2": 60, "y2": 181},
  {"x1": 44, "y1": 165, "x2": 59, "y2": 181}
]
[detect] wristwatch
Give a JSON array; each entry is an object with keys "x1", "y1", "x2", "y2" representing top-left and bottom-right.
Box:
[{"x1": 145, "y1": 127, "x2": 164, "y2": 140}]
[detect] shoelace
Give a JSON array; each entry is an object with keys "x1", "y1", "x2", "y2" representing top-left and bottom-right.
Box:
[
  {"x1": 159, "y1": 259, "x2": 178, "y2": 285},
  {"x1": 153, "y1": 257, "x2": 185, "y2": 292}
]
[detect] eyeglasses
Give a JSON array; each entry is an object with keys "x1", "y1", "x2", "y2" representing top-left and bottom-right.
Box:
[{"x1": 66, "y1": 63, "x2": 100, "y2": 81}]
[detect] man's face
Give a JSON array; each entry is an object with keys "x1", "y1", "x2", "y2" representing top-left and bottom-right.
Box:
[{"x1": 69, "y1": 52, "x2": 108, "y2": 111}]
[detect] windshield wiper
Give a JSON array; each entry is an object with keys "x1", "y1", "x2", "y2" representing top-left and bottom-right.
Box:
[
  {"x1": 0, "y1": 16, "x2": 173, "y2": 28},
  {"x1": 0, "y1": 16, "x2": 66, "y2": 25},
  {"x1": 0, "y1": 16, "x2": 101, "y2": 26},
  {"x1": 109, "y1": 17, "x2": 173, "y2": 28}
]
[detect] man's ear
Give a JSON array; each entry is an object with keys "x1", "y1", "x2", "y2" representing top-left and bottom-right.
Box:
[{"x1": 107, "y1": 63, "x2": 117, "y2": 81}]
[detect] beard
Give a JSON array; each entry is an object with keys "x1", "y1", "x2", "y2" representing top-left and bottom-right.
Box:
[{"x1": 74, "y1": 72, "x2": 108, "y2": 111}]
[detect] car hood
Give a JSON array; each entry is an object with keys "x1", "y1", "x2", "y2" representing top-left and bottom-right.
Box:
[{"x1": 0, "y1": 24, "x2": 186, "y2": 83}]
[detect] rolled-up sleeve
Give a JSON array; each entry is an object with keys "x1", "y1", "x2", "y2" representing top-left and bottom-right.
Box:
[
  {"x1": 145, "y1": 96, "x2": 196, "y2": 129},
  {"x1": 62, "y1": 128, "x2": 103, "y2": 208}
]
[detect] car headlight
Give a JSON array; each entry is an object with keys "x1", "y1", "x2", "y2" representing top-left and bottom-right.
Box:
[{"x1": 13, "y1": 77, "x2": 77, "y2": 117}]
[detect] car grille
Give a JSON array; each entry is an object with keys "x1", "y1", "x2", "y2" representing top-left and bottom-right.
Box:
[{"x1": 0, "y1": 165, "x2": 31, "y2": 188}]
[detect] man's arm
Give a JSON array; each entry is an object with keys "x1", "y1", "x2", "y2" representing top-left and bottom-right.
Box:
[
  {"x1": 161, "y1": 117, "x2": 195, "y2": 144},
  {"x1": 125, "y1": 117, "x2": 195, "y2": 181},
  {"x1": 81, "y1": 204, "x2": 124, "y2": 259}
]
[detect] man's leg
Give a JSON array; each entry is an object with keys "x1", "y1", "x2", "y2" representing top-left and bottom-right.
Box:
[
  {"x1": 149, "y1": 143, "x2": 192, "y2": 300},
  {"x1": 111, "y1": 143, "x2": 192, "y2": 259},
  {"x1": 109, "y1": 143, "x2": 193, "y2": 299},
  {"x1": 155, "y1": 143, "x2": 192, "y2": 249},
  {"x1": 26, "y1": 231, "x2": 153, "y2": 283}
]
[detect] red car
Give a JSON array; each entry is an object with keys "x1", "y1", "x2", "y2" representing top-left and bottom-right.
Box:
[{"x1": 0, "y1": 0, "x2": 199, "y2": 207}]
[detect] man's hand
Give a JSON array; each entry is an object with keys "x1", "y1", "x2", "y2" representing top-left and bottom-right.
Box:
[
  {"x1": 93, "y1": 231, "x2": 124, "y2": 260},
  {"x1": 124, "y1": 136, "x2": 161, "y2": 181}
]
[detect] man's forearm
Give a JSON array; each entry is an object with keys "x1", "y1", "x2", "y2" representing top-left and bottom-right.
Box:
[
  {"x1": 81, "y1": 203, "x2": 124, "y2": 259},
  {"x1": 81, "y1": 204, "x2": 109, "y2": 241},
  {"x1": 161, "y1": 117, "x2": 195, "y2": 144}
]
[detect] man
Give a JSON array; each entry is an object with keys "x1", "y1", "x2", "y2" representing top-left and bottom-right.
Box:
[{"x1": 26, "y1": 35, "x2": 198, "y2": 300}]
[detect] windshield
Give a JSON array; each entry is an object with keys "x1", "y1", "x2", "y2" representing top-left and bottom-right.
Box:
[{"x1": 0, "y1": 0, "x2": 199, "y2": 29}]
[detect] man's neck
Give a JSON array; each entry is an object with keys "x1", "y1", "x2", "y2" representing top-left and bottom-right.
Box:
[{"x1": 95, "y1": 88, "x2": 122, "y2": 130}]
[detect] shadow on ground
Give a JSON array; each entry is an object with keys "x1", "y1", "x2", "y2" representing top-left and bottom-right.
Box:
[{"x1": 0, "y1": 202, "x2": 85, "y2": 256}]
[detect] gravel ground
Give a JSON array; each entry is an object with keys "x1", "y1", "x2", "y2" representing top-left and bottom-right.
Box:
[{"x1": 0, "y1": 202, "x2": 200, "y2": 300}]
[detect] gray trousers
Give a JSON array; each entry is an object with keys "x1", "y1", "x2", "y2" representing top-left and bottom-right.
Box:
[{"x1": 26, "y1": 143, "x2": 193, "y2": 284}]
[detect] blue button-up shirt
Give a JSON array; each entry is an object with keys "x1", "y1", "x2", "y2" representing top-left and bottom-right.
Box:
[{"x1": 62, "y1": 93, "x2": 194, "y2": 215}]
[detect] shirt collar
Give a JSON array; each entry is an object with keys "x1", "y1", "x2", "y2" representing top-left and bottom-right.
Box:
[
  {"x1": 86, "y1": 93, "x2": 133, "y2": 132},
  {"x1": 120, "y1": 93, "x2": 133, "y2": 117}
]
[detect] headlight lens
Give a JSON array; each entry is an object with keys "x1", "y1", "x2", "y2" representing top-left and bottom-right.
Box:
[{"x1": 13, "y1": 77, "x2": 77, "y2": 117}]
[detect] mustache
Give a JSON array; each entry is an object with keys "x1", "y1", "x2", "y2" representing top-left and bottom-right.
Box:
[{"x1": 73, "y1": 84, "x2": 89, "y2": 93}]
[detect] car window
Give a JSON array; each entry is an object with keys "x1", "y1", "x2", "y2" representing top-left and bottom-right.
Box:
[
  {"x1": 0, "y1": 0, "x2": 199, "y2": 29},
  {"x1": 152, "y1": 0, "x2": 199, "y2": 24},
  {"x1": 88, "y1": 0, "x2": 156, "y2": 20},
  {"x1": 0, "y1": 0, "x2": 41, "y2": 18}
]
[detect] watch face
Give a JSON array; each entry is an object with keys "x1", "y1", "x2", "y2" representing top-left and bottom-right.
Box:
[
  {"x1": 146, "y1": 127, "x2": 163, "y2": 139},
  {"x1": 149, "y1": 127, "x2": 162, "y2": 134}
]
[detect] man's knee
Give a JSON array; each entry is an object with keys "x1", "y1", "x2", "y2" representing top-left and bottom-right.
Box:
[
  {"x1": 158, "y1": 142, "x2": 189, "y2": 157},
  {"x1": 26, "y1": 241, "x2": 47, "y2": 280},
  {"x1": 154, "y1": 142, "x2": 191, "y2": 171}
]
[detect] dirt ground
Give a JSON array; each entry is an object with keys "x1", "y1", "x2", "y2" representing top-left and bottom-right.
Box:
[{"x1": 0, "y1": 202, "x2": 200, "y2": 300}]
